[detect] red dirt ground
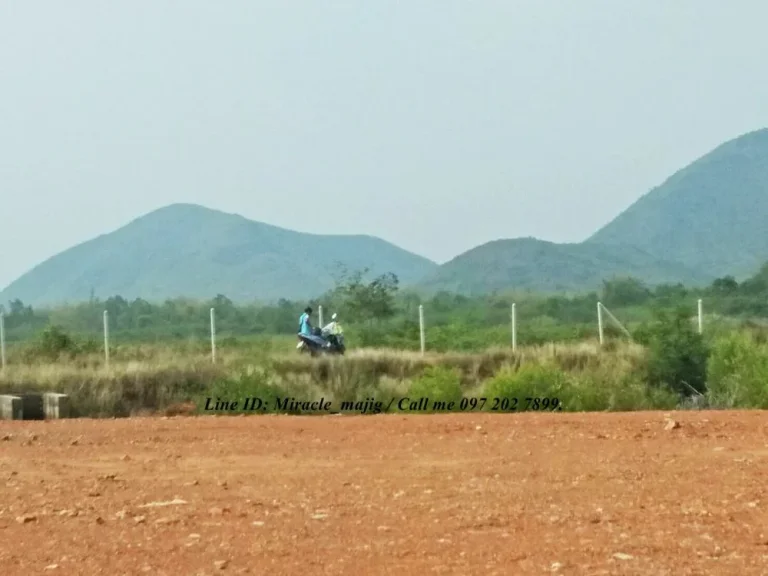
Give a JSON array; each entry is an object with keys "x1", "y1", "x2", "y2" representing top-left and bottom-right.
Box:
[{"x1": 2, "y1": 411, "x2": 768, "y2": 575}]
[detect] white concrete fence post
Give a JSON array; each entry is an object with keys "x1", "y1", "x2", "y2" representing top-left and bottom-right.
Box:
[
  {"x1": 511, "y1": 303, "x2": 517, "y2": 351},
  {"x1": 210, "y1": 307, "x2": 216, "y2": 364},
  {"x1": 418, "y1": 304, "x2": 425, "y2": 355},
  {"x1": 697, "y1": 298, "x2": 703, "y2": 334},
  {"x1": 597, "y1": 302, "x2": 604, "y2": 346},
  {"x1": 103, "y1": 310, "x2": 110, "y2": 367},
  {"x1": 0, "y1": 312, "x2": 6, "y2": 370}
]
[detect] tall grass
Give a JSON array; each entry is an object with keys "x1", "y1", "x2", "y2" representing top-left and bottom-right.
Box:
[
  {"x1": 707, "y1": 331, "x2": 768, "y2": 408},
  {"x1": 0, "y1": 339, "x2": 646, "y2": 416},
  {"x1": 2, "y1": 328, "x2": 768, "y2": 417}
]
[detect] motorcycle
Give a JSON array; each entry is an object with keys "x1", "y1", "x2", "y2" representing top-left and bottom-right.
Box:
[{"x1": 297, "y1": 315, "x2": 345, "y2": 356}]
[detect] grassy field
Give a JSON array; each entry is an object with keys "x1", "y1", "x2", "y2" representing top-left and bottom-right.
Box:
[
  {"x1": 2, "y1": 319, "x2": 768, "y2": 418},
  {"x1": 2, "y1": 295, "x2": 768, "y2": 418},
  {"x1": 4, "y1": 264, "x2": 768, "y2": 420}
]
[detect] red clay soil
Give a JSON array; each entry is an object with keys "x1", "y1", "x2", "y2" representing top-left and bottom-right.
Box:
[{"x1": 2, "y1": 411, "x2": 768, "y2": 575}]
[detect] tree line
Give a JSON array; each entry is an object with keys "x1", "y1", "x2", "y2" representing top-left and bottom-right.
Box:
[{"x1": 2, "y1": 264, "x2": 768, "y2": 345}]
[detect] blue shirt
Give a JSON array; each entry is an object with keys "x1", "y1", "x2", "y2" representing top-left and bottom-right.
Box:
[{"x1": 299, "y1": 313, "x2": 311, "y2": 335}]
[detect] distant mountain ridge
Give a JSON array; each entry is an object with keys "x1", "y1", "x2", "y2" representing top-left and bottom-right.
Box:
[
  {"x1": 587, "y1": 128, "x2": 768, "y2": 279},
  {"x1": 0, "y1": 203, "x2": 437, "y2": 306},
  {"x1": 416, "y1": 237, "x2": 713, "y2": 295},
  {"x1": 418, "y1": 127, "x2": 768, "y2": 295},
  {"x1": 3, "y1": 128, "x2": 768, "y2": 305}
]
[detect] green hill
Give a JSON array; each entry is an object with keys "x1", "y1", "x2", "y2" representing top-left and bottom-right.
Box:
[
  {"x1": 420, "y1": 128, "x2": 768, "y2": 295},
  {"x1": 416, "y1": 238, "x2": 713, "y2": 295},
  {"x1": 0, "y1": 204, "x2": 437, "y2": 306},
  {"x1": 588, "y1": 128, "x2": 768, "y2": 278},
  {"x1": 6, "y1": 128, "x2": 768, "y2": 305}
]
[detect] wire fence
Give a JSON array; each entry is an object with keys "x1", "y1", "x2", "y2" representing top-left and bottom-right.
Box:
[{"x1": 0, "y1": 298, "x2": 708, "y2": 370}]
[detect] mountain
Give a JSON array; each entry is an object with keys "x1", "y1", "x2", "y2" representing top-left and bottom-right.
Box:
[
  {"x1": 420, "y1": 127, "x2": 768, "y2": 295},
  {"x1": 416, "y1": 238, "x2": 713, "y2": 295},
  {"x1": 587, "y1": 128, "x2": 768, "y2": 279},
  {"x1": 6, "y1": 129, "x2": 768, "y2": 305},
  {"x1": 0, "y1": 204, "x2": 437, "y2": 306}
]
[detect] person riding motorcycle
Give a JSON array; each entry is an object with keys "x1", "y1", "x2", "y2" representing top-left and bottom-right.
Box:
[
  {"x1": 321, "y1": 313, "x2": 343, "y2": 347},
  {"x1": 321, "y1": 313, "x2": 341, "y2": 335},
  {"x1": 296, "y1": 306, "x2": 313, "y2": 349}
]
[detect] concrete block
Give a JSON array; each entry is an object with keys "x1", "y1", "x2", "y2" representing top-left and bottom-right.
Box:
[
  {"x1": 0, "y1": 395, "x2": 23, "y2": 420},
  {"x1": 43, "y1": 393, "x2": 70, "y2": 419},
  {"x1": 20, "y1": 393, "x2": 44, "y2": 420}
]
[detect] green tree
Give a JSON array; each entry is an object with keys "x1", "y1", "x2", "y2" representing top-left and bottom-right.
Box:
[
  {"x1": 710, "y1": 275, "x2": 738, "y2": 294},
  {"x1": 601, "y1": 277, "x2": 651, "y2": 307},
  {"x1": 740, "y1": 263, "x2": 768, "y2": 295},
  {"x1": 636, "y1": 306, "x2": 710, "y2": 397},
  {"x1": 36, "y1": 325, "x2": 78, "y2": 359},
  {"x1": 333, "y1": 267, "x2": 399, "y2": 325}
]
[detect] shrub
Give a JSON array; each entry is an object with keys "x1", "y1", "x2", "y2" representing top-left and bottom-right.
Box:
[
  {"x1": 635, "y1": 307, "x2": 709, "y2": 397},
  {"x1": 406, "y1": 365, "x2": 463, "y2": 412},
  {"x1": 198, "y1": 365, "x2": 293, "y2": 414},
  {"x1": 481, "y1": 362, "x2": 679, "y2": 412},
  {"x1": 32, "y1": 325, "x2": 89, "y2": 360},
  {"x1": 567, "y1": 372, "x2": 678, "y2": 412},
  {"x1": 707, "y1": 332, "x2": 768, "y2": 408},
  {"x1": 40, "y1": 325, "x2": 77, "y2": 357},
  {"x1": 482, "y1": 363, "x2": 571, "y2": 411}
]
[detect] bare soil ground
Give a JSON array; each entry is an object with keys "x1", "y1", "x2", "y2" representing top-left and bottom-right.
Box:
[{"x1": 2, "y1": 411, "x2": 768, "y2": 575}]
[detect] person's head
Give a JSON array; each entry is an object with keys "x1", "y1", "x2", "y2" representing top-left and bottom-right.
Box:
[{"x1": 304, "y1": 306, "x2": 312, "y2": 315}]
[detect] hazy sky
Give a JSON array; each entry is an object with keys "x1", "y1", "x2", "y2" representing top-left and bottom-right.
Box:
[{"x1": 2, "y1": 1, "x2": 768, "y2": 290}]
